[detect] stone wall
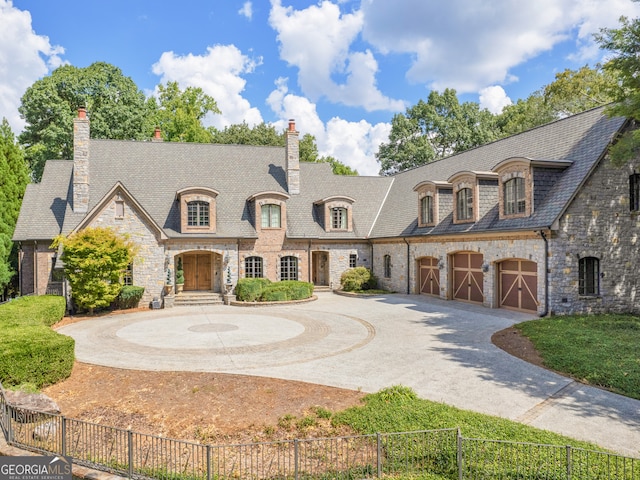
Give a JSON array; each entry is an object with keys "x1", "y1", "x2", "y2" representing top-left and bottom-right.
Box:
[
  {"x1": 548, "y1": 154, "x2": 640, "y2": 315},
  {"x1": 18, "y1": 242, "x2": 57, "y2": 296}
]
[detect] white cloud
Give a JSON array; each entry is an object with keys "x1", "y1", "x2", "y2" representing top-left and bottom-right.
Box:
[
  {"x1": 267, "y1": 77, "x2": 388, "y2": 176},
  {"x1": 360, "y1": 0, "x2": 640, "y2": 93},
  {"x1": 0, "y1": 0, "x2": 65, "y2": 133},
  {"x1": 238, "y1": 1, "x2": 253, "y2": 21},
  {"x1": 152, "y1": 44, "x2": 263, "y2": 129},
  {"x1": 268, "y1": 0, "x2": 404, "y2": 112},
  {"x1": 479, "y1": 86, "x2": 512, "y2": 114}
]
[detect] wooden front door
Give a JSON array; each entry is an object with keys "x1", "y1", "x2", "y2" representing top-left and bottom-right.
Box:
[
  {"x1": 499, "y1": 259, "x2": 538, "y2": 312},
  {"x1": 183, "y1": 253, "x2": 212, "y2": 291},
  {"x1": 419, "y1": 257, "x2": 440, "y2": 296},
  {"x1": 452, "y1": 252, "x2": 484, "y2": 303},
  {"x1": 312, "y1": 252, "x2": 329, "y2": 286}
]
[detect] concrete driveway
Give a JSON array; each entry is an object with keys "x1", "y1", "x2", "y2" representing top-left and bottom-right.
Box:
[{"x1": 58, "y1": 292, "x2": 640, "y2": 457}]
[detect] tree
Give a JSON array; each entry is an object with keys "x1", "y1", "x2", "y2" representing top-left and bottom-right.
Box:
[
  {"x1": 595, "y1": 13, "x2": 640, "y2": 164},
  {"x1": 0, "y1": 119, "x2": 30, "y2": 295},
  {"x1": 52, "y1": 227, "x2": 135, "y2": 314},
  {"x1": 19, "y1": 62, "x2": 152, "y2": 181},
  {"x1": 543, "y1": 66, "x2": 616, "y2": 117},
  {"x1": 376, "y1": 89, "x2": 499, "y2": 175},
  {"x1": 211, "y1": 122, "x2": 284, "y2": 146},
  {"x1": 495, "y1": 92, "x2": 556, "y2": 137},
  {"x1": 151, "y1": 81, "x2": 220, "y2": 143}
]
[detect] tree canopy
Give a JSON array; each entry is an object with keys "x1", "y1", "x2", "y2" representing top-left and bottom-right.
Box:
[
  {"x1": 52, "y1": 227, "x2": 135, "y2": 314},
  {"x1": 19, "y1": 62, "x2": 152, "y2": 181},
  {"x1": 376, "y1": 89, "x2": 499, "y2": 175},
  {"x1": 0, "y1": 119, "x2": 30, "y2": 294}
]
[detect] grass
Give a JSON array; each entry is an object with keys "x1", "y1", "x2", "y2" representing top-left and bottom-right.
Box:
[{"x1": 516, "y1": 314, "x2": 640, "y2": 400}]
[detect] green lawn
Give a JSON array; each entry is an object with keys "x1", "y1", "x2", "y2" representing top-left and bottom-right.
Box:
[{"x1": 516, "y1": 314, "x2": 640, "y2": 400}]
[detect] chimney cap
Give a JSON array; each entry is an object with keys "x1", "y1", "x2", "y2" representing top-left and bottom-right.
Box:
[
  {"x1": 77, "y1": 107, "x2": 87, "y2": 119},
  {"x1": 288, "y1": 119, "x2": 296, "y2": 132}
]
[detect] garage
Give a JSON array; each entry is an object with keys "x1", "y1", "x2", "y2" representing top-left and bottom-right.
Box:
[
  {"x1": 452, "y1": 252, "x2": 484, "y2": 303},
  {"x1": 499, "y1": 259, "x2": 538, "y2": 312},
  {"x1": 418, "y1": 257, "x2": 440, "y2": 296}
]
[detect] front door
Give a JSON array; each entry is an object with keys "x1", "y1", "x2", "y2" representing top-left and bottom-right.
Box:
[
  {"x1": 312, "y1": 252, "x2": 329, "y2": 286},
  {"x1": 183, "y1": 253, "x2": 212, "y2": 291}
]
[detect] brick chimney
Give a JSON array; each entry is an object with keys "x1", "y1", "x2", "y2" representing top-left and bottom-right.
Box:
[
  {"x1": 285, "y1": 119, "x2": 300, "y2": 195},
  {"x1": 73, "y1": 107, "x2": 90, "y2": 213}
]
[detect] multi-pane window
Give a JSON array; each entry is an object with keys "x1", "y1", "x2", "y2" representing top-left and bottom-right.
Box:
[
  {"x1": 383, "y1": 254, "x2": 391, "y2": 278},
  {"x1": 280, "y1": 256, "x2": 298, "y2": 281},
  {"x1": 245, "y1": 256, "x2": 263, "y2": 278},
  {"x1": 349, "y1": 253, "x2": 357, "y2": 268},
  {"x1": 504, "y1": 177, "x2": 526, "y2": 215},
  {"x1": 331, "y1": 207, "x2": 347, "y2": 229},
  {"x1": 456, "y1": 188, "x2": 473, "y2": 221},
  {"x1": 187, "y1": 201, "x2": 210, "y2": 226},
  {"x1": 261, "y1": 204, "x2": 281, "y2": 228},
  {"x1": 420, "y1": 195, "x2": 433, "y2": 225},
  {"x1": 123, "y1": 263, "x2": 133, "y2": 286},
  {"x1": 630, "y1": 174, "x2": 640, "y2": 212},
  {"x1": 579, "y1": 257, "x2": 600, "y2": 296}
]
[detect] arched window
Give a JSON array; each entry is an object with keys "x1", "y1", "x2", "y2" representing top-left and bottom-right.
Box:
[
  {"x1": 456, "y1": 188, "x2": 473, "y2": 221},
  {"x1": 245, "y1": 256, "x2": 263, "y2": 278},
  {"x1": 420, "y1": 195, "x2": 433, "y2": 225},
  {"x1": 504, "y1": 177, "x2": 526, "y2": 215},
  {"x1": 280, "y1": 256, "x2": 298, "y2": 281},
  {"x1": 579, "y1": 257, "x2": 600, "y2": 296},
  {"x1": 187, "y1": 201, "x2": 210, "y2": 227},
  {"x1": 383, "y1": 254, "x2": 391, "y2": 278},
  {"x1": 261, "y1": 204, "x2": 281, "y2": 228},
  {"x1": 331, "y1": 207, "x2": 347, "y2": 230}
]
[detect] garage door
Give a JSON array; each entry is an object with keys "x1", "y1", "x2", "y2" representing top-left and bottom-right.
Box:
[
  {"x1": 419, "y1": 257, "x2": 440, "y2": 296},
  {"x1": 499, "y1": 259, "x2": 538, "y2": 312},
  {"x1": 452, "y1": 252, "x2": 484, "y2": 303}
]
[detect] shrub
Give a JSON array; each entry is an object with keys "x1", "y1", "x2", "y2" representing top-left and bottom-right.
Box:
[
  {"x1": 340, "y1": 267, "x2": 377, "y2": 291},
  {"x1": 114, "y1": 285, "x2": 145, "y2": 310},
  {"x1": 262, "y1": 287, "x2": 289, "y2": 302},
  {"x1": 0, "y1": 296, "x2": 74, "y2": 388},
  {"x1": 235, "y1": 278, "x2": 271, "y2": 301}
]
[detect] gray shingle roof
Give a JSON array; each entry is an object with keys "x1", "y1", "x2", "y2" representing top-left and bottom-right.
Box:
[
  {"x1": 370, "y1": 107, "x2": 626, "y2": 238},
  {"x1": 13, "y1": 107, "x2": 626, "y2": 243}
]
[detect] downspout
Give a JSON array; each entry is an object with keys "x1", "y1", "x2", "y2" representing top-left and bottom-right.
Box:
[
  {"x1": 537, "y1": 230, "x2": 549, "y2": 317},
  {"x1": 18, "y1": 242, "x2": 22, "y2": 296},
  {"x1": 34, "y1": 240, "x2": 37, "y2": 296},
  {"x1": 404, "y1": 237, "x2": 411, "y2": 294},
  {"x1": 236, "y1": 239, "x2": 240, "y2": 287},
  {"x1": 307, "y1": 240, "x2": 312, "y2": 283},
  {"x1": 368, "y1": 240, "x2": 374, "y2": 277}
]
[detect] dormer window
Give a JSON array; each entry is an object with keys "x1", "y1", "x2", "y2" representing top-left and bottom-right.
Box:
[
  {"x1": 314, "y1": 196, "x2": 355, "y2": 232},
  {"x1": 261, "y1": 204, "x2": 281, "y2": 228},
  {"x1": 187, "y1": 201, "x2": 210, "y2": 227},
  {"x1": 456, "y1": 188, "x2": 473, "y2": 221},
  {"x1": 413, "y1": 181, "x2": 448, "y2": 227},
  {"x1": 504, "y1": 177, "x2": 526, "y2": 215},
  {"x1": 177, "y1": 187, "x2": 218, "y2": 233}
]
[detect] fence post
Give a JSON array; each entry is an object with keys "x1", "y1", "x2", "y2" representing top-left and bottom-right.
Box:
[
  {"x1": 61, "y1": 416, "x2": 66, "y2": 456},
  {"x1": 566, "y1": 445, "x2": 572, "y2": 480},
  {"x1": 7, "y1": 405, "x2": 13, "y2": 445},
  {"x1": 206, "y1": 445, "x2": 211, "y2": 480},
  {"x1": 128, "y1": 430, "x2": 133, "y2": 479},
  {"x1": 376, "y1": 433, "x2": 382, "y2": 478},
  {"x1": 457, "y1": 428, "x2": 463, "y2": 480},
  {"x1": 294, "y1": 439, "x2": 299, "y2": 480}
]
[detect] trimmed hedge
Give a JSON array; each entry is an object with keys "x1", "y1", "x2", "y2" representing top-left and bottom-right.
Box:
[
  {"x1": 114, "y1": 285, "x2": 145, "y2": 310},
  {"x1": 340, "y1": 267, "x2": 377, "y2": 291},
  {"x1": 0, "y1": 296, "x2": 74, "y2": 388},
  {"x1": 235, "y1": 278, "x2": 314, "y2": 302}
]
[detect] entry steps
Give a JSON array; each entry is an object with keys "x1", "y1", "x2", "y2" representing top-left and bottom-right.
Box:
[{"x1": 174, "y1": 291, "x2": 223, "y2": 306}]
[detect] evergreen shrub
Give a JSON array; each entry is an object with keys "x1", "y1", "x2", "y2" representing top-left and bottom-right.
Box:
[
  {"x1": 340, "y1": 267, "x2": 377, "y2": 291},
  {"x1": 235, "y1": 278, "x2": 272, "y2": 301},
  {"x1": 114, "y1": 285, "x2": 145, "y2": 309}
]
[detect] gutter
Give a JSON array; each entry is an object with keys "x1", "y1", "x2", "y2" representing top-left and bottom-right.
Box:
[{"x1": 403, "y1": 237, "x2": 411, "y2": 294}]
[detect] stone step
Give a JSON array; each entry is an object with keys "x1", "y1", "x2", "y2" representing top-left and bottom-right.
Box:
[
  {"x1": 174, "y1": 292, "x2": 224, "y2": 306},
  {"x1": 313, "y1": 285, "x2": 332, "y2": 292}
]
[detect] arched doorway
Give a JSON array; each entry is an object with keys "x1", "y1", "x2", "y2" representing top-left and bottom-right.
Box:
[
  {"x1": 498, "y1": 259, "x2": 538, "y2": 312},
  {"x1": 418, "y1": 256, "x2": 440, "y2": 296},
  {"x1": 182, "y1": 252, "x2": 213, "y2": 291}
]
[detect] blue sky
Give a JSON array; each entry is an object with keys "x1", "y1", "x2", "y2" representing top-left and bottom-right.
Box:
[{"x1": 2, "y1": 0, "x2": 640, "y2": 175}]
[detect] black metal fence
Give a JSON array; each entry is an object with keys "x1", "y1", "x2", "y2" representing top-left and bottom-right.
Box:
[{"x1": 1, "y1": 383, "x2": 638, "y2": 479}]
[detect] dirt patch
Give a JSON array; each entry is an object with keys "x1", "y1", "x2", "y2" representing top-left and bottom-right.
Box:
[{"x1": 42, "y1": 314, "x2": 541, "y2": 444}]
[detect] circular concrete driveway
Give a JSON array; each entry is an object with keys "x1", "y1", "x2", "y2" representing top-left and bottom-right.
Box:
[{"x1": 58, "y1": 292, "x2": 640, "y2": 457}]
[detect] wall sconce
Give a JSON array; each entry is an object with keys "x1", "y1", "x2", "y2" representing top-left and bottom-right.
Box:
[
  {"x1": 438, "y1": 258, "x2": 445, "y2": 269},
  {"x1": 481, "y1": 261, "x2": 490, "y2": 273}
]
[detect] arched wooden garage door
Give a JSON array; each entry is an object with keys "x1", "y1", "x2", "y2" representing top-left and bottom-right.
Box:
[
  {"x1": 452, "y1": 252, "x2": 484, "y2": 303},
  {"x1": 499, "y1": 259, "x2": 538, "y2": 312},
  {"x1": 418, "y1": 257, "x2": 440, "y2": 296}
]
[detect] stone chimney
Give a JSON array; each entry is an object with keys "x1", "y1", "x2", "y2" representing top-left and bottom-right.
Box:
[
  {"x1": 73, "y1": 107, "x2": 90, "y2": 213},
  {"x1": 285, "y1": 119, "x2": 300, "y2": 195}
]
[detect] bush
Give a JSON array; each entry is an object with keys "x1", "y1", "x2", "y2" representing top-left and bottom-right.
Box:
[
  {"x1": 114, "y1": 285, "x2": 145, "y2": 310},
  {"x1": 235, "y1": 278, "x2": 272, "y2": 301},
  {"x1": 262, "y1": 287, "x2": 289, "y2": 302},
  {"x1": 0, "y1": 296, "x2": 74, "y2": 388},
  {"x1": 340, "y1": 267, "x2": 377, "y2": 291}
]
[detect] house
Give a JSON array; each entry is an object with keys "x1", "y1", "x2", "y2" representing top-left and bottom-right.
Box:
[{"x1": 13, "y1": 106, "x2": 640, "y2": 315}]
